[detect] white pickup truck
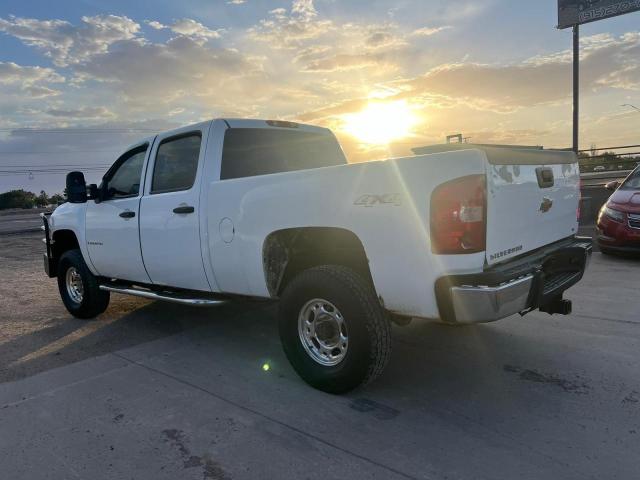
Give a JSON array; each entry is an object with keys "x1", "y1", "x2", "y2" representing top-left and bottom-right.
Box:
[{"x1": 42, "y1": 119, "x2": 591, "y2": 393}]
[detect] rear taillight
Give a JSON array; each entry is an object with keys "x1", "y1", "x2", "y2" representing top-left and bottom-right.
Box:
[{"x1": 430, "y1": 174, "x2": 486, "y2": 254}]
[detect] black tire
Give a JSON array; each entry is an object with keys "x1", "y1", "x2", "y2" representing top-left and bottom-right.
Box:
[
  {"x1": 57, "y1": 249, "x2": 110, "y2": 319},
  {"x1": 278, "y1": 265, "x2": 391, "y2": 393}
]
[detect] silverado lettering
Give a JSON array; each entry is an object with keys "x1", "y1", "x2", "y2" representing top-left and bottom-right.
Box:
[{"x1": 490, "y1": 245, "x2": 524, "y2": 261}]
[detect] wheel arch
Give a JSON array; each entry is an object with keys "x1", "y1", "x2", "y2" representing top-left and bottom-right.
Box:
[
  {"x1": 262, "y1": 227, "x2": 375, "y2": 298},
  {"x1": 52, "y1": 229, "x2": 80, "y2": 264}
]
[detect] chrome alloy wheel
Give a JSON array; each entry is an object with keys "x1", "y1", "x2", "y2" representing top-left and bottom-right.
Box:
[
  {"x1": 298, "y1": 298, "x2": 348, "y2": 366},
  {"x1": 65, "y1": 266, "x2": 84, "y2": 304}
]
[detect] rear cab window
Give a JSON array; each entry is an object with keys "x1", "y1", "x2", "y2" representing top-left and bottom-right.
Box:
[{"x1": 220, "y1": 128, "x2": 347, "y2": 180}]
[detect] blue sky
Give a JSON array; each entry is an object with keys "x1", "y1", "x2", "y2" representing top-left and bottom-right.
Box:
[{"x1": 1, "y1": 0, "x2": 639, "y2": 193}]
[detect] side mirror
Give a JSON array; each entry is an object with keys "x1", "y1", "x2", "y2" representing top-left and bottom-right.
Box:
[
  {"x1": 66, "y1": 171, "x2": 87, "y2": 203},
  {"x1": 88, "y1": 184, "x2": 100, "y2": 203},
  {"x1": 605, "y1": 181, "x2": 620, "y2": 191}
]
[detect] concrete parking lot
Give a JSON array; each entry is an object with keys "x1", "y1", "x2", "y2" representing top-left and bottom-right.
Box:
[{"x1": 1, "y1": 231, "x2": 639, "y2": 480}]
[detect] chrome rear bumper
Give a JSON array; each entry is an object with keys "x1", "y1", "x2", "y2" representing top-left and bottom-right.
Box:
[
  {"x1": 436, "y1": 236, "x2": 592, "y2": 324},
  {"x1": 450, "y1": 275, "x2": 534, "y2": 324}
]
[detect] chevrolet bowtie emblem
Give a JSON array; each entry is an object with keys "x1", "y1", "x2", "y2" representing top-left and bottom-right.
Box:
[{"x1": 540, "y1": 197, "x2": 553, "y2": 213}]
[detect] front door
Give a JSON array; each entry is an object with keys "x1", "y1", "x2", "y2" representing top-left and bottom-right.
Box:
[
  {"x1": 139, "y1": 126, "x2": 212, "y2": 292},
  {"x1": 85, "y1": 143, "x2": 152, "y2": 283}
]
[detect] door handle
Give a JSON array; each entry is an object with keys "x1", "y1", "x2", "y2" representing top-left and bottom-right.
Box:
[
  {"x1": 119, "y1": 210, "x2": 135, "y2": 219},
  {"x1": 173, "y1": 205, "x2": 195, "y2": 214}
]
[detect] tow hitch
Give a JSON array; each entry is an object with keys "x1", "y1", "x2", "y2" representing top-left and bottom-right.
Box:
[{"x1": 540, "y1": 297, "x2": 572, "y2": 316}]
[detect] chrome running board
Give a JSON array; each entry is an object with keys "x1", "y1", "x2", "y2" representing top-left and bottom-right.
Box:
[{"x1": 99, "y1": 285, "x2": 227, "y2": 307}]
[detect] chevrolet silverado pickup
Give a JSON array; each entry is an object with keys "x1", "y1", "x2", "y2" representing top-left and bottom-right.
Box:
[{"x1": 41, "y1": 119, "x2": 592, "y2": 393}]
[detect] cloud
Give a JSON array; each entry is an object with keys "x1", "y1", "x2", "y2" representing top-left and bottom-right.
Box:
[
  {"x1": 294, "y1": 30, "x2": 640, "y2": 149},
  {"x1": 0, "y1": 15, "x2": 140, "y2": 66},
  {"x1": 227, "y1": 0, "x2": 246, "y2": 4},
  {"x1": 361, "y1": 26, "x2": 408, "y2": 50},
  {"x1": 292, "y1": 45, "x2": 332, "y2": 64},
  {"x1": 147, "y1": 21, "x2": 165, "y2": 30},
  {"x1": 411, "y1": 26, "x2": 452, "y2": 37},
  {"x1": 72, "y1": 35, "x2": 266, "y2": 114},
  {"x1": 435, "y1": 1, "x2": 493, "y2": 21},
  {"x1": 386, "y1": 32, "x2": 640, "y2": 113},
  {"x1": 46, "y1": 106, "x2": 115, "y2": 119},
  {"x1": 1, "y1": 4, "x2": 639, "y2": 169},
  {"x1": 302, "y1": 52, "x2": 397, "y2": 73},
  {"x1": 0, "y1": 62, "x2": 64, "y2": 98},
  {"x1": 23, "y1": 86, "x2": 61, "y2": 98},
  {"x1": 1, "y1": 15, "x2": 262, "y2": 119},
  {"x1": 0, "y1": 61, "x2": 64, "y2": 85},
  {"x1": 145, "y1": 18, "x2": 222, "y2": 42},
  {"x1": 249, "y1": 0, "x2": 332, "y2": 48}
]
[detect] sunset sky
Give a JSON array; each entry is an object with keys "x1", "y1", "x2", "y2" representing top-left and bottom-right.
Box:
[{"x1": 1, "y1": 0, "x2": 639, "y2": 193}]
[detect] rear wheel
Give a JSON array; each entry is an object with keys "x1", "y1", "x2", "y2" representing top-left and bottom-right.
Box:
[
  {"x1": 57, "y1": 249, "x2": 110, "y2": 319},
  {"x1": 278, "y1": 265, "x2": 391, "y2": 393}
]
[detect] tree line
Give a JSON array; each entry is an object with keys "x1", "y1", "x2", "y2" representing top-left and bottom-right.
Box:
[
  {"x1": 0, "y1": 189, "x2": 65, "y2": 210},
  {"x1": 578, "y1": 151, "x2": 640, "y2": 172}
]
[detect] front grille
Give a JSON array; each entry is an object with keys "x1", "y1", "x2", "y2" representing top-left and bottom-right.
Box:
[
  {"x1": 629, "y1": 213, "x2": 640, "y2": 230},
  {"x1": 543, "y1": 271, "x2": 580, "y2": 296}
]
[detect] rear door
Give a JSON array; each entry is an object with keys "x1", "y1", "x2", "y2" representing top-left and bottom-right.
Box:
[
  {"x1": 484, "y1": 148, "x2": 580, "y2": 266},
  {"x1": 139, "y1": 124, "x2": 212, "y2": 291}
]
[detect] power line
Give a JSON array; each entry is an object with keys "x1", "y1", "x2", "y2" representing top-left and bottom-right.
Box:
[
  {"x1": 0, "y1": 128, "x2": 158, "y2": 134},
  {"x1": 1, "y1": 169, "x2": 106, "y2": 172},
  {"x1": 0, "y1": 150, "x2": 123, "y2": 155},
  {"x1": 0, "y1": 164, "x2": 112, "y2": 168},
  {"x1": 0, "y1": 173, "x2": 105, "y2": 177},
  {"x1": 0, "y1": 166, "x2": 107, "y2": 171}
]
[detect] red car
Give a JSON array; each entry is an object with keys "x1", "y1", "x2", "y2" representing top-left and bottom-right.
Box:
[{"x1": 597, "y1": 167, "x2": 640, "y2": 254}]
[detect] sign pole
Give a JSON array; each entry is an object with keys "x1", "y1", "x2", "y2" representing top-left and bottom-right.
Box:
[
  {"x1": 558, "y1": 1, "x2": 640, "y2": 152},
  {"x1": 572, "y1": 24, "x2": 579, "y2": 153}
]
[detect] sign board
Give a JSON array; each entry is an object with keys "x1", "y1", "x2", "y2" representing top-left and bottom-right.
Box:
[{"x1": 558, "y1": 0, "x2": 640, "y2": 28}]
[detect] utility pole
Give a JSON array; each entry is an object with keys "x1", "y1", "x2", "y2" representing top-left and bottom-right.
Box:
[{"x1": 572, "y1": 24, "x2": 579, "y2": 154}]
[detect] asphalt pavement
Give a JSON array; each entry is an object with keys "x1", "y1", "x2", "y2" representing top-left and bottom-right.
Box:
[
  {"x1": 0, "y1": 209, "x2": 46, "y2": 234},
  {"x1": 0, "y1": 231, "x2": 639, "y2": 480}
]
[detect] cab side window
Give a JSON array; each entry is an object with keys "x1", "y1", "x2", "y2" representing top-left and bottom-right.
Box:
[
  {"x1": 151, "y1": 133, "x2": 201, "y2": 194},
  {"x1": 106, "y1": 146, "x2": 147, "y2": 199}
]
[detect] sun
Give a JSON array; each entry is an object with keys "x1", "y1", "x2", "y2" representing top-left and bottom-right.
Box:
[{"x1": 342, "y1": 100, "x2": 418, "y2": 145}]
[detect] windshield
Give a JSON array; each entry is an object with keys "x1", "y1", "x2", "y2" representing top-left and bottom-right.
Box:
[{"x1": 620, "y1": 168, "x2": 640, "y2": 190}]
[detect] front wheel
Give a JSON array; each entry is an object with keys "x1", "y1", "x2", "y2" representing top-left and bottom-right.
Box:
[
  {"x1": 278, "y1": 265, "x2": 391, "y2": 393},
  {"x1": 57, "y1": 249, "x2": 110, "y2": 319}
]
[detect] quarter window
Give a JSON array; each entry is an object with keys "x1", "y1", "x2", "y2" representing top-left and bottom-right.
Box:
[{"x1": 151, "y1": 133, "x2": 202, "y2": 194}]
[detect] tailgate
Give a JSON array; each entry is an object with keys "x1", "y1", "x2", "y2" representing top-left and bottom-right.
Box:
[{"x1": 484, "y1": 148, "x2": 580, "y2": 266}]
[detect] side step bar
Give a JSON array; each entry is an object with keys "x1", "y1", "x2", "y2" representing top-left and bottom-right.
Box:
[{"x1": 99, "y1": 285, "x2": 227, "y2": 307}]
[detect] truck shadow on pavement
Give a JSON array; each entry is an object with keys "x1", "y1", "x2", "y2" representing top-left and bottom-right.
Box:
[
  {"x1": 0, "y1": 292, "x2": 624, "y2": 412},
  {"x1": 0, "y1": 298, "x2": 267, "y2": 383}
]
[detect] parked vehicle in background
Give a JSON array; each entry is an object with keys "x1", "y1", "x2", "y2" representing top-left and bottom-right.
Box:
[
  {"x1": 597, "y1": 167, "x2": 640, "y2": 254},
  {"x1": 594, "y1": 166, "x2": 606, "y2": 172},
  {"x1": 40, "y1": 119, "x2": 592, "y2": 393}
]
